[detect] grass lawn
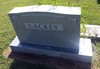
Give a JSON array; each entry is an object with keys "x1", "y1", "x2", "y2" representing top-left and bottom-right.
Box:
[{"x1": 0, "y1": 0, "x2": 100, "y2": 69}]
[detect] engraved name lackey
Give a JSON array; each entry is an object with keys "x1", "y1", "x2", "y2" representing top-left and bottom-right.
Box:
[{"x1": 24, "y1": 23, "x2": 63, "y2": 31}]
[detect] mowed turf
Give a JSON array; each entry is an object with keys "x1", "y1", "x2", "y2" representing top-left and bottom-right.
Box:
[{"x1": 0, "y1": 0, "x2": 100, "y2": 69}]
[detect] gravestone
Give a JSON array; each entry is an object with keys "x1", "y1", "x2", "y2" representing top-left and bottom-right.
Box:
[{"x1": 8, "y1": 5, "x2": 92, "y2": 63}]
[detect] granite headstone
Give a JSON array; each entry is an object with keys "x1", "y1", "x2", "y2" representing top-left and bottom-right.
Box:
[
  {"x1": 9, "y1": 5, "x2": 80, "y2": 53},
  {"x1": 8, "y1": 5, "x2": 92, "y2": 63}
]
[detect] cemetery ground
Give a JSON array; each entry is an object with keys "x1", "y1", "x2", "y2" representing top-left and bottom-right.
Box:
[{"x1": 0, "y1": 0, "x2": 100, "y2": 69}]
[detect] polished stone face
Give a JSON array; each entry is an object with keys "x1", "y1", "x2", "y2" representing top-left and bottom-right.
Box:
[{"x1": 8, "y1": 5, "x2": 81, "y2": 52}]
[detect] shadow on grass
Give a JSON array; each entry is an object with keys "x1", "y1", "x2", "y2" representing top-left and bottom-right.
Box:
[
  {"x1": 91, "y1": 38, "x2": 100, "y2": 45},
  {"x1": 8, "y1": 50, "x2": 92, "y2": 69},
  {"x1": 97, "y1": 0, "x2": 100, "y2": 4},
  {"x1": 9, "y1": 59, "x2": 53, "y2": 69}
]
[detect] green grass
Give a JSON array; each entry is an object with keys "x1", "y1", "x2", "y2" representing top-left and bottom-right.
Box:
[
  {"x1": 0, "y1": 0, "x2": 100, "y2": 69},
  {"x1": 92, "y1": 42, "x2": 100, "y2": 69}
]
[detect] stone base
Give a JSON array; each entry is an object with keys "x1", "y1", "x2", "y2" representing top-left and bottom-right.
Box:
[{"x1": 10, "y1": 36, "x2": 93, "y2": 63}]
